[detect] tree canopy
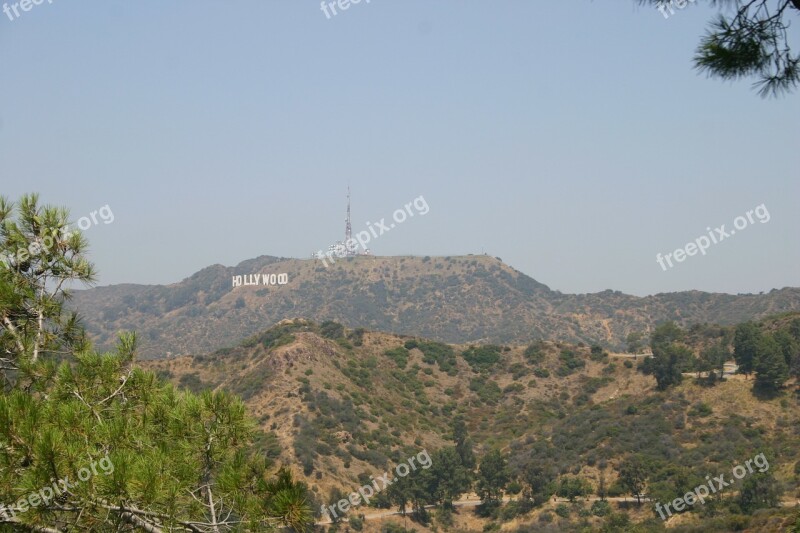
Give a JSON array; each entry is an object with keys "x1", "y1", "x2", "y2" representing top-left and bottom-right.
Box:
[
  {"x1": 0, "y1": 195, "x2": 314, "y2": 532},
  {"x1": 638, "y1": 0, "x2": 800, "y2": 96}
]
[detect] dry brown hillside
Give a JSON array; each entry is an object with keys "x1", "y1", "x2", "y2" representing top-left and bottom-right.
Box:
[
  {"x1": 141, "y1": 319, "x2": 800, "y2": 532},
  {"x1": 73, "y1": 255, "x2": 800, "y2": 359}
]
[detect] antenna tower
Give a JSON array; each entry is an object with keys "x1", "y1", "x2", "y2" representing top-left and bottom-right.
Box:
[{"x1": 345, "y1": 186, "x2": 353, "y2": 254}]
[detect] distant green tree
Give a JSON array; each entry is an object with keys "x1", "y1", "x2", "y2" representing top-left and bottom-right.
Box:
[
  {"x1": 738, "y1": 472, "x2": 783, "y2": 513},
  {"x1": 556, "y1": 476, "x2": 592, "y2": 502},
  {"x1": 523, "y1": 341, "x2": 545, "y2": 364},
  {"x1": 773, "y1": 329, "x2": 799, "y2": 369},
  {"x1": 734, "y1": 322, "x2": 762, "y2": 377},
  {"x1": 649, "y1": 343, "x2": 690, "y2": 390},
  {"x1": 320, "y1": 320, "x2": 345, "y2": 339},
  {"x1": 754, "y1": 333, "x2": 790, "y2": 392},
  {"x1": 618, "y1": 457, "x2": 648, "y2": 505},
  {"x1": 598, "y1": 470, "x2": 608, "y2": 502},
  {"x1": 790, "y1": 318, "x2": 800, "y2": 342},
  {"x1": 461, "y1": 345, "x2": 502, "y2": 372},
  {"x1": 386, "y1": 477, "x2": 412, "y2": 516},
  {"x1": 429, "y1": 447, "x2": 471, "y2": 508},
  {"x1": 453, "y1": 415, "x2": 476, "y2": 470},
  {"x1": 476, "y1": 449, "x2": 510, "y2": 506},
  {"x1": 651, "y1": 322, "x2": 684, "y2": 351},
  {"x1": 326, "y1": 487, "x2": 347, "y2": 524},
  {"x1": 523, "y1": 462, "x2": 557, "y2": 507},
  {"x1": 626, "y1": 332, "x2": 644, "y2": 354},
  {"x1": 645, "y1": 322, "x2": 691, "y2": 389},
  {"x1": 700, "y1": 342, "x2": 729, "y2": 382}
]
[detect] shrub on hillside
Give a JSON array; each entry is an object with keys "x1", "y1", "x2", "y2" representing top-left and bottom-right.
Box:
[{"x1": 462, "y1": 344, "x2": 503, "y2": 371}]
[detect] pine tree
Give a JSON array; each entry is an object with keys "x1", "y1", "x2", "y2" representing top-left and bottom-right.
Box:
[
  {"x1": 734, "y1": 322, "x2": 762, "y2": 377},
  {"x1": 0, "y1": 194, "x2": 313, "y2": 532},
  {"x1": 618, "y1": 456, "x2": 648, "y2": 505},
  {"x1": 1, "y1": 193, "x2": 94, "y2": 376},
  {"x1": 637, "y1": 0, "x2": 800, "y2": 96},
  {"x1": 754, "y1": 334, "x2": 790, "y2": 392},
  {"x1": 476, "y1": 449, "x2": 510, "y2": 507}
]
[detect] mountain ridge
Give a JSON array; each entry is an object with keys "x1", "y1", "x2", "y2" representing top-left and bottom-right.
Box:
[{"x1": 70, "y1": 254, "x2": 800, "y2": 359}]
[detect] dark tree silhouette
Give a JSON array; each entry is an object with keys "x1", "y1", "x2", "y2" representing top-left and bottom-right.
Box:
[{"x1": 638, "y1": 0, "x2": 800, "y2": 96}]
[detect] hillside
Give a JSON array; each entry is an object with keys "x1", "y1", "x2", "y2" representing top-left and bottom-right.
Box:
[
  {"x1": 72, "y1": 255, "x2": 800, "y2": 359},
  {"x1": 142, "y1": 318, "x2": 800, "y2": 532}
]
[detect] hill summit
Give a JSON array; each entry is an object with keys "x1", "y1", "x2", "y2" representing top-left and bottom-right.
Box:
[{"x1": 72, "y1": 254, "x2": 800, "y2": 359}]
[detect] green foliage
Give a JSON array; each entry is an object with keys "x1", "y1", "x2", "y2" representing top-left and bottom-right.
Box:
[
  {"x1": 737, "y1": 472, "x2": 783, "y2": 513},
  {"x1": 508, "y1": 362, "x2": 527, "y2": 380},
  {"x1": 591, "y1": 499, "x2": 611, "y2": 517},
  {"x1": 428, "y1": 447, "x2": 472, "y2": 506},
  {"x1": 523, "y1": 341, "x2": 546, "y2": 364},
  {"x1": 476, "y1": 449, "x2": 510, "y2": 505},
  {"x1": 453, "y1": 415, "x2": 476, "y2": 470},
  {"x1": 557, "y1": 349, "x2": 585, "y2": 376},
  {"x1": 643, "y1": 325, "x2": 691, "y2": 390},
  {"x1": 320, "y1": 320, "x2": 345, "y2": 339},
  {"x1": 734, "y1": 322, "x2": 761, "y2": 376},
  {"x1": 229, "y1": 361, "x2": 274, "y2": 401},
  {"x1": 626, "y1": 331, "x2": 644, "y2": 354},
  {"x1": 701, "y1": 341, "x2": 729, "y2": 383},
  {"x1": 241, "y1": 319, "x2": 309, "y2": 351},
  {"x1": 462, "y1": 345, "x2": 503, "y2": 372},
  {"x1": 651, "y1": 321, "x2": 684, "y2": 349},
  {"x1": 754, "y1": 333, "x2": 790, "y2": 392},
  {"x1": 556, "y1": 476, "x2": 591, "y2": 502},
  {"x1": 618, "y1": 456, "x2": 649, "y2": 504},
  {"x1": 381, "y1": 522, "x2": 417, "y2": 533},
  {"x1": 590, "y1": 344, "x2": 607, "y2": 362},
  {"x1": 415, "y1": 340, "x2": 457, "y2": 373},
  {"x1": 384, "y1": 347, "x2": 410, "y2": 369},
  {"x1": 178, "y1": 371, "x2": 209, "y2": 394},
  {"x1": 688, "y1": 402, "x2": 713, "y2": 417},
  {"x1": 523, "y1": 460, "x2": 556, "y2": 506},
  {"x1": 258, "y1": 430, "x2": 283, "y2": 460},
  {"x1": 601, "y1": 511, "x2": 630, "y2": 532},
  {"x1": 0, "y1": 194, "x2": 94, "y2": 371},
  {"x1": 349, "y1": 513, "x2": 365, "y2": 530},
  {"x1": 0, "y1": 340, "x2": 314, "y2": 531},
  {"x1": 348, "y1": 327, "x2": 366, "y2": 347},
  {"x1": 693, "y1": 5, "x2": 800, "y2": 97},
  {"x1": 469, "y1": 376, "x2": 502, "y2": 405}
]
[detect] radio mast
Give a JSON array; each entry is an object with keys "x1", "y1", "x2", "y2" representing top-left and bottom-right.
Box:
[{"x1": 345, "y1": 186, "x2": 353, "y2": 254}]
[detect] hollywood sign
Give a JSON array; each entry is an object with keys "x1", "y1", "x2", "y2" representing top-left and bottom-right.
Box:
[{"x1": 232, "y1": 273, "x2": 289, "y2": 288}]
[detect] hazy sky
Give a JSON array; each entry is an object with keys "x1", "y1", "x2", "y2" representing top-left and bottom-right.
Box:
[{"x1": 1, "y1": 1, "x2": 798, "y2": 296}]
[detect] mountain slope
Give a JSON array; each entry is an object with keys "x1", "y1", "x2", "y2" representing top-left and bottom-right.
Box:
[
  {"x1": 71, "y1": 254, "x2": 800, "y2": 359},
  {"x1": 141, "y1": 318, "x2": 800, "y2": 532}
]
